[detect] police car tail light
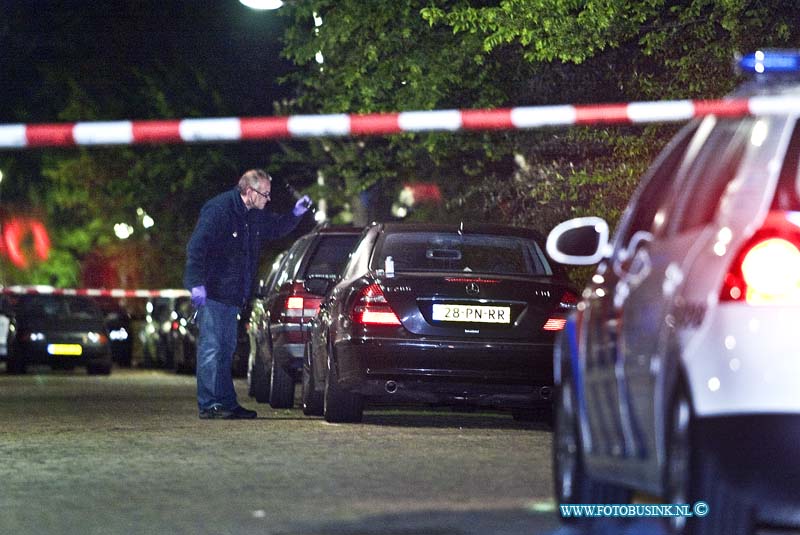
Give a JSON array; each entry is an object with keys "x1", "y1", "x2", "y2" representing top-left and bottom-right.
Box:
[
  {"x1": 352, "y1": 283, "x2": 401, "y2": 326},
  {"x1": 721, "y1": 216, "x2": 800, "y2": 304}
]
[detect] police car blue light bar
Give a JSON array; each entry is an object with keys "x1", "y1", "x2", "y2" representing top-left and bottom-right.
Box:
[{"x1": 739, "y1": 50, "x2": 800, "y2": 74}]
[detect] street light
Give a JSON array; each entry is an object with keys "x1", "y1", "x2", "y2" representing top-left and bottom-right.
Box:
[{"x1": 239, "y1": 0, "x2": 284, "y2": 10}]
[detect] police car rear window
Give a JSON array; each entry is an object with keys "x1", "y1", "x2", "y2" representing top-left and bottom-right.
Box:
[
  {"x1": 772, "y1": 119, "x2": 800, "y2": 211},
  {"x1": 674, "y1": 117, "x2": 755, "y2": 233}
]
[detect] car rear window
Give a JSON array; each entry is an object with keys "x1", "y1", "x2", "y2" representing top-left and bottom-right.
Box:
[
  {"x1": 303, "y1": 234, "x2": 360, "y2": 279},
  {"x1": 375, "y1": 232, "x2": 553, "y2": 276}
]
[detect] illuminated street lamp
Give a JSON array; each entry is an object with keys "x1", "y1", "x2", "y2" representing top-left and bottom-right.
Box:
[{"x1": 239, "y1": 0, "x2": 283, "y2": 10}]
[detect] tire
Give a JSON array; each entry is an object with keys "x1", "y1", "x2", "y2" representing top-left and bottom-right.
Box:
[
  {"x1": 269, "y1": 353, "x2": 294, "y2": 409},
  {"x1": 249, "y1": 340, "x2": 270, "y2": 403},
  {"x1": 142, "y1": 341, "x2": 155, "y2": 369},
  {"x1": 87, "y1": 362, "x2": 112, "y2": 375},
  {"x1": 173, "y1": 339, "x2": 185, "y2": 373},
  {"x1": 323, "y1": 356, "x2": 363, "y2": 423},
  {"x1": 553, "y1": 365, "x2": 629, "y2": 514},
  {"x1": 301, "y1": 343, "x2": 323, "y2": 416},
  {"x1": 512, "y1": 407, "x2": 553, "y2": 426},
  {"x1": 665, "y1": 385, "x2": 752, "y2": 535},
  {"x1": 6, "y1": 348, "x2": 26, "y2": 375}
]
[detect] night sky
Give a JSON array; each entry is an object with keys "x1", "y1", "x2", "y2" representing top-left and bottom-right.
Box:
[{"x1": 2, "y1": 1, "x2": 293, "y2": 124}]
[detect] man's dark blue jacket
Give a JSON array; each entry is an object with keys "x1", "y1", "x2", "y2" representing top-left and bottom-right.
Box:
[{"x1": 184, "y1": 187, "x2": 301, "y2": 307}]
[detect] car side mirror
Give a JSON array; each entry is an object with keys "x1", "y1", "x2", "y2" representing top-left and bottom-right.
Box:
[
  {"x1": 304, "y1": 276, "x2": 336, "y2": 296},
  {"x1": 546, "y1": 217, "x2": 611, "y2": 265}
]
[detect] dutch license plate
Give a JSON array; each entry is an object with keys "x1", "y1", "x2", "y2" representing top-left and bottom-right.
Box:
[
  {"x1": 432, "y1": 304, "x2": 511, "y2": 324},
  {"x1": 47, "y1": 344, "x2": 83, "y2": 356}
]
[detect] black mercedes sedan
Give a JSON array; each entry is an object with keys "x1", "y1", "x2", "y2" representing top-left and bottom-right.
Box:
[
  {"x1": 303, "y1": 222, "x2": 577, "y2": 423},
  {"x1": 5, "y1": 293, "x2": 113, "y2": 375}
]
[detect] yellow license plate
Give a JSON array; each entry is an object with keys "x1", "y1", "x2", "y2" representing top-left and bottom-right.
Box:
[
  {"x1": 432, "y1": 304, "x2": 511, "y2": 324},
  {"x1": 47, "y1": 344, "x2": 83, "y2": 356}
]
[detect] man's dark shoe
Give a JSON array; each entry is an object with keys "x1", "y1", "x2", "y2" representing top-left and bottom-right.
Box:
[
  {"x1": 199, "y1": 405, "x2": 234, "y2": 419},
  {"x1": 231, "y1": 405, "x2": 257, "y2": 419}
]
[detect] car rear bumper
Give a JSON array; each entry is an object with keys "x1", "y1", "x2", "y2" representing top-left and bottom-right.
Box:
[
  {"x1": 16, "y1": 342, "x2": 111, "y2": 367},
  {"x1": 272, "y1": 323, "x2": 307, "y2": 372},
  {"x1": 686, "y1": 304, "x2": 800, "y2": 416},
  {"x1": 695, "y1": 414, "x2": 800, "y2": 528},
  {"x1": 332, "y1": 336, "x2": 554, "y2": 408}
]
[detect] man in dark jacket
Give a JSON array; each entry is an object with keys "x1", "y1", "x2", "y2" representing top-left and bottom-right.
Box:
[{"x1": 184, "y1": 169, "x2": 310, "y2": 419}]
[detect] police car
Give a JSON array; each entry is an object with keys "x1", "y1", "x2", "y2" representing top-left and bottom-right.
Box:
[{"x1": 546, "y1": 50, "x2": 800, "y2": 534}]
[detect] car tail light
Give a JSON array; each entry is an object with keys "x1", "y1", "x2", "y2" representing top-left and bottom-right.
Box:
[
  {"x1": 172, "y1": 321, "x2": 180, "y2": 331},
  {"x1": 542, "y1": 290, "x2": 578, "y2": 331},
  {"x1": 352, "y1": 283, "x2": 401, "y2": 326},
  {"x1": 283, "y1": 283, "x2": 324, "y2": 319},
  {"x1": 543, "y1": 318, "x2": 568, "y2": 331},
  {"x1": 285, "y1": 296, "x2": 304, "y2": 316},
  {"x1": 559, "y1": 291, "x2": 578, "y2": 309},
  {"x1": 721, "y1": 212, "x2": 800, "y2": 305}
]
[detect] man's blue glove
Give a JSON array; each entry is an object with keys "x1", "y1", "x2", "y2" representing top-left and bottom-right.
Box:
[
  {"x1": 191, "y1": 285, "x2": 207, "y2": 308},
  {"x1": 293, "y1": 195, "x2": 312, "y2": 217}
]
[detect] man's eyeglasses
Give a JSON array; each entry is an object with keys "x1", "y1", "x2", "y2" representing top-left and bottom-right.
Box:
[{"x1": 251, "y1": 188, "x2": 271, "y2": 200}]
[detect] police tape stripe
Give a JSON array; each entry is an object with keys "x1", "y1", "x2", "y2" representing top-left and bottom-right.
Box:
[
  {"x1": 5, "y1": 96, "x2": 800, "y2": 149},
  {"x1": 0, "y1": 287, "x2": 190, "y2": 298}
]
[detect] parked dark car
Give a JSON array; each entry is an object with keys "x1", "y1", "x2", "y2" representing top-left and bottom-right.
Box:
[
  {"x1": 248, "y1": 225, "x2": 362, "y2": 408},
  {"x1": 93, "y1": 297, "x2": 134, "y2": 367},
  {"x1": 304, "y1": 222, "x2": 577, "y2": 422},
  {"x1": 0, "y1": 295, "x2": 11, "y2": 360},
  {"x1": 138, "y1": 295, "x2": 248, "y2": 377},
  {"x1": 139, "y1": 296, "x2": 196, "y2": 372},
  {"x1": 5, "y1": 294, "x2": 113, "y2": 375}
]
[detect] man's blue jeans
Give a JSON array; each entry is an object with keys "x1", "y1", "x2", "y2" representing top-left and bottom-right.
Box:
[{"x1": 196, "y1": 299, "x2": 240, "y2": 411}]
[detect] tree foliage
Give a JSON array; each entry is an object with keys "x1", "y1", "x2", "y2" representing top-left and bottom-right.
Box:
[
  {"x1": 276, "y1": 0, "x2": 800, "y2": 242},
  {"x1": 1, "y1": 3, "x2": 286, "y2": 287}
]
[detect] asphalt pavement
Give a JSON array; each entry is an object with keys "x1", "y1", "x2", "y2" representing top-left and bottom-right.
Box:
[{"x1": 1, "y1": 366, "x2": 565, "y2": 535}]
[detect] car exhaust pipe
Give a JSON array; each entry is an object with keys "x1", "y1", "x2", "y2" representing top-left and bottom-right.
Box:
[
  {"x1": 385, "y1": 380, "x2": 398, "y2": 394},
  {"x1": 540, "y1": 386, "x2": 553, "y2": 400}
]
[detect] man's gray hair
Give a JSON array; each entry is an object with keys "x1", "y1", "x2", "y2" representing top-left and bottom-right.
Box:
[{"x1": 238, "y1": 169, "x2": 271, "y2": 193}]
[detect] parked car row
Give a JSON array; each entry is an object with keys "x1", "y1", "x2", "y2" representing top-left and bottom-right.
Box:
[
  {"x1": 0, "y1": 291, "x2": 252, "y2": 378},
  {"x1": 136, "y1": 296, "x2": 248, "y2": 377},
  {"x1": 245, "y1": 222, "x2": 576, "y2": 424}
]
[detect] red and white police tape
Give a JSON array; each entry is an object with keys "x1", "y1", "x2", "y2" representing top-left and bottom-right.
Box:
[
  {"x1": 0, "y1": 286, "x2": 189, "y2": 298},
  {"x1": 2, "y1": 96, "x2": 799, "y2": 148}
]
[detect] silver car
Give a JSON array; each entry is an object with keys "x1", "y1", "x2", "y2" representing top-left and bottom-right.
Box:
[{"x1": 546, "y1": 50, "x2": 800, "y2": 535}]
